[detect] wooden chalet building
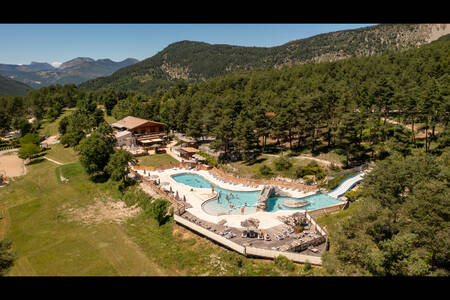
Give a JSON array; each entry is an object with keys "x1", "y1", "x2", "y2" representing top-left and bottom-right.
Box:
[{"x1": 111, "y1": 116, "x2": 167, "y2": 147}]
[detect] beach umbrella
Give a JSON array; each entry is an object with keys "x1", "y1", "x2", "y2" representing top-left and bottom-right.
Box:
[
  {"x1": 175, "y1": 190, "x2": 179, "y2": 199},
  {"x1": 169, "y1": 186, "x2": 173, "y2": 193},
  {"x1": 183, "y1": 195, "x2": 186, "y2": 202}
]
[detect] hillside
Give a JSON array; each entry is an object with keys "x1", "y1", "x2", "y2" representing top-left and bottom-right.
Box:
[
  {"x1": 79, "y1": 24, "x2": 450, "y2": 95},
  {"x1": 0, "y1": 57, "x2": 139, "y2": 88},
  {"x1": 0, "y1": 74, "x2": 33, "y2": 96}
]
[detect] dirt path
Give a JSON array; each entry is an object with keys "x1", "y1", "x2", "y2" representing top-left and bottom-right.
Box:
[{"x1": 43, "y1": 156, "x2": 64, "y2": 165}]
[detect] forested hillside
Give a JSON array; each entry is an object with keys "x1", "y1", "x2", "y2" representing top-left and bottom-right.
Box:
[
  {"x1": 106, "y1": 34, "x2": 449, "y2": 166},
  {"x1": 0, "y1": 75, "x2": 33, "y2": 96},
  {"x1": 79, "y1": 24, "x2": 450, "y2": 95}
]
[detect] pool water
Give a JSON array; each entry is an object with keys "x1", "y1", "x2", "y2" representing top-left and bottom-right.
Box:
[{"x1": 171, "y1": 173, "x2": 342, "y2": 216}]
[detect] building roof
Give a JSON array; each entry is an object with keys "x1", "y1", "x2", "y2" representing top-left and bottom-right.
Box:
[
  {"x1": 111, "y1": 116, "x2": 165, "y2": 130},
  {"x1": 114, "y1": 130, "x2": 132, "y2": 138},
  {"x1": 179, "y1": 147, "x2": 199, "y2": 153}
]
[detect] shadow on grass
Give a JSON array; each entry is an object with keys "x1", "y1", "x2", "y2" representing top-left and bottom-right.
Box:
[
  {"x1": 245, "y1": 157, "x2": 267, "y2": 166},
  {"x1": 27, "y1": 158, "x2": 46, "y2": 166},
  {"x1": 91, "y1": 173, "x2": 110, "y2": 183}
]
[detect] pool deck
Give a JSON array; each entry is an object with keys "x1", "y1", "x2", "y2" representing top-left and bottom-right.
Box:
[{"x1": 134, "y1": 167, "x2": 318, "y2": 230}]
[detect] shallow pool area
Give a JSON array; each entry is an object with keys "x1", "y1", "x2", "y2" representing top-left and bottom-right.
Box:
[{"x1": 171, "y1": 173, "x2": 342, "y2": 216}]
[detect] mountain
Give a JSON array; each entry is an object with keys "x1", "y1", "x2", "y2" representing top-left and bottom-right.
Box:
[
  {"x1": 0, "y1": 61, "x2": 55, "y2": 73},
  {"x1": 0, "y1": 57, "x2": 139, "y2": 88},
  {"x1": 79, "y1": 23, "x2": 450, "y2": 95},
  {"x1": 0, "y1": 74, "x2": 33, "y2": 96}
]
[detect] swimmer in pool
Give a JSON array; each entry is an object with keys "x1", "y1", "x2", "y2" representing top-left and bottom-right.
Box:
[
  {"x1": 277, "y1": 204, "x2": 282, "y2": 209},
  {"x1": 236, "y1": 194, "x2": 239, "y2": 199},
  {"x1": 230, "y1": 203, "x2": 234, "y2": 209}
]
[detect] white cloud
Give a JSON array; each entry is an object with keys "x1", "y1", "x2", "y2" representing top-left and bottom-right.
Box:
[{"x1": 51, "y1": 61, "x2": 62, "y2": 68}]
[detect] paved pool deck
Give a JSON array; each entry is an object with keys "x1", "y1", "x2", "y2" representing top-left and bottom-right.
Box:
[{"x1": 134, "y1": 167, "x2": 317, "y2": 230}]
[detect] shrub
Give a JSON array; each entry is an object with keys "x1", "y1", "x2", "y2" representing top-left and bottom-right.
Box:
[
  {"x1": 274, "y1": 255, "x2": 295, "y2": 272},
  {"x1": 303, "y1": 262, "x2": 312, "y2": 272},
  {"x1": 147, "y1": 198, "x2": 171, "y2": 226},
  {"x1": 344, "y1": 188, "x2": 363, "y2": 201},
  {"x1": 259, "y1": 164, "x2": 272, "y2": 176},
  {"x1": 273, "y1": 156, "x2": 293, "y2": 171}
]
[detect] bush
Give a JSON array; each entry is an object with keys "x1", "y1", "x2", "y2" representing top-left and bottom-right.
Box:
[
  {"x1": 344, "y1": 188, "x2": 363, "y2": 201},
  {"x1": 147, "y1": 198, "x2": 171, "y2": 226},
  {"x1": 273, "y1": 156, "x2": 293, "y2": 171},
  {"x1": 259, "y1": 164, "x2": 273, "y2": 176},
  {"x1": 303, "y1": 262, "x2": 312, "y2": 272},
  {"x1": 274, "y1": 255, "x2": 295, "y2": 272},
  {"x1": 197, "y1": 150, "x2": 218, "y2": 166}
]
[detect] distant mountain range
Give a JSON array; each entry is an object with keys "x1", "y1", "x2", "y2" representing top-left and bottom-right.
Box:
[
  {"x1": 0, "y1": 74, "x2": 33, "y2": 96},
  {"x1": 0, "y1": 57, "x2": 139, "y2": 88},
  {"x1": 79, "y1": 23, "x2": 450, "y2": 95}
]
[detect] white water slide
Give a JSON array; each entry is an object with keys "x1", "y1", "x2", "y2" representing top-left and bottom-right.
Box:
[{"x1": 328, "y1": 172, "x2": 364, "y2": 199}]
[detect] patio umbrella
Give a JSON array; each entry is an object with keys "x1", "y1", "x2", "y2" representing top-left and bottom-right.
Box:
[
  {"x1": 169, "y1": 186, "x2": 173, "y2": 193},
  {"x1": 175, "y1": 191, "x2": 179, "y2": 200},
  {"x1": 183, "y1": 195, "x2": 186, "y2": 202}
]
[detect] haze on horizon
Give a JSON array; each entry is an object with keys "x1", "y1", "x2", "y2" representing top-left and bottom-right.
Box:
[{"x1": 0, "y1": 24, "x2": 375, "y2": 66}]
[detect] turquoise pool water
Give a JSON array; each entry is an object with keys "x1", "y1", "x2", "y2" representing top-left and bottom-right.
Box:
[{"x1": 171, "y1": 173, "x2": 342, "y2": 216}]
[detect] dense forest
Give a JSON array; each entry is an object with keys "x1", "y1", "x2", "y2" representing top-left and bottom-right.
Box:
[
  {"x1": 107, "y1": 35, "x2": 450, "y2": 165},
  {"x1": 79, "y1": 24, "x2": 450, "y2": 95}
]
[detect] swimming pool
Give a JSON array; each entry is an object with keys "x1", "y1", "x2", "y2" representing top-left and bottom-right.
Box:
[{"x1": 171, "y1": 173, "x2": 342, "y2": 216}]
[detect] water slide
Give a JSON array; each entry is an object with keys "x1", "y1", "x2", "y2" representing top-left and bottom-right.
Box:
[{"x1": 328, "y1": 172, "x2": 364, "y2": 199}]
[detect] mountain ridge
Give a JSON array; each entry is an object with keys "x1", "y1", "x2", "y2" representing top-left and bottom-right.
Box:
[
  {"x1": 79, "y1": 24, "x2": 450, "y2": 95},
  {"x1": 0, "y1": 57, "x2": 139, "y2": 88}
]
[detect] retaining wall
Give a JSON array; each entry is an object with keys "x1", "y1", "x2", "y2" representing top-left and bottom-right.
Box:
[{"x1": 174, "y1": 214, "x2": 323, "y2": 265}]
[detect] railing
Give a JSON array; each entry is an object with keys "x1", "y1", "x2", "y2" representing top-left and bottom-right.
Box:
[{"x1": 129, "y1": 167, "x2": 185, "y2": 215}]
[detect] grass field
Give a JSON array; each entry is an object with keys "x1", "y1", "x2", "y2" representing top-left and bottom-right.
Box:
[
  {"x1": 224, "y1": 153, "x2": 331, "y2": 180},
  {"x1": 137, "y1": 153, "x2": 179, "y2": 167},
  {"x1": 39, "y1": 108, "x2": 76, "y2": 137},
  {"x1": 0, "y1": 150, "x2": 323, "y2": 276},
  {"x1": 44, "y1": 144, "x2": 79, "y2": 164}
]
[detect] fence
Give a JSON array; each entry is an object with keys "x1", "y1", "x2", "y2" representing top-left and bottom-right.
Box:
[{"x1": 129, "y1": 167, "x2": 186, "y2": 215}]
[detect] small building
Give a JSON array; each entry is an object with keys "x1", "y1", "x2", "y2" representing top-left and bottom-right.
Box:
[
  {"x1": 115, "y1": 130, "x2": 134, "y2": 147},
  {"x1": 178, "y1": 147, "x2": 200, "y2": 160}
]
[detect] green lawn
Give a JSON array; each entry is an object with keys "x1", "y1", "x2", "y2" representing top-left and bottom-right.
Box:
[
  {"x1": 44, "y1": 143, "x2": 79, "y2": 164},
  {"x1": 0, "y1": 146, "x2": 323, "y2": 276},
  {"x1": 224, "y1": 154, "x2": 328, "y2": 180},
  {"x1": 137, "y1": 154, "x2": 179, "y2": 167}
]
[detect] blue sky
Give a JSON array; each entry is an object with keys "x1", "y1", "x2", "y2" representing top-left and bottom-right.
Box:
[{"x1": 0, "y1": 24, "x2": 375, "y2": 66}]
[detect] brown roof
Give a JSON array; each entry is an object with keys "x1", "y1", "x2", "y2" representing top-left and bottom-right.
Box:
[
  {"x1": 180, "y1": 147, "x2": 199, "y2": 153},
  {"x1": 111, "y1": 116, "x2": 165, "y2": 130}
]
